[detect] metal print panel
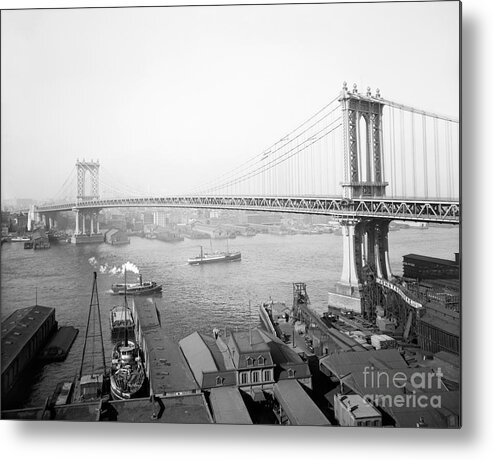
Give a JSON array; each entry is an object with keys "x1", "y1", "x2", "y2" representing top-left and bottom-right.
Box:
[{"x1": 0, "y1": 1, "x2": 460, "y2": 428}]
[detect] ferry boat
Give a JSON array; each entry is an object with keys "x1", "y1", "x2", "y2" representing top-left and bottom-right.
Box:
[
  {"x1": 110, "y1": 271, "x2": 146, "y2": 400},
  {"x1": 111, "y1": 274, "x2": 162, "y2": 295},
  {"x1": 187, "y1": 244, "x2": 241, "y2": 265}
]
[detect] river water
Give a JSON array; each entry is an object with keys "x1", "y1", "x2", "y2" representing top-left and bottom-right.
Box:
[{"x1": 1, "y1": 226, "x2": 458, "y2": 408}]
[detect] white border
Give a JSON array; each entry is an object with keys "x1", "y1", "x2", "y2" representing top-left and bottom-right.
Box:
[{"x1": 1, "y1": 0, "x2": 491, "y2": 458}]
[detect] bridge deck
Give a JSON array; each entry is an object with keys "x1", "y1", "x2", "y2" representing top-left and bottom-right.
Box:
[{"x1": 34, "y1": 196, "x2": 460, "y2": 223}]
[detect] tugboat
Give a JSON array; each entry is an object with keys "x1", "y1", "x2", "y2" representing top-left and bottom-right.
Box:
[
  {"x1": 111, "y1": 274, "x2": 162, "y2": 296},
  {"x1": 110, "y1": 271, "x2": 146, "y2": 400}
]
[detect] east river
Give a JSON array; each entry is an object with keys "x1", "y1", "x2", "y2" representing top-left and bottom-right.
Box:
[{"x1": 1, "y1": 226, "x2": 459, "y2": 408}]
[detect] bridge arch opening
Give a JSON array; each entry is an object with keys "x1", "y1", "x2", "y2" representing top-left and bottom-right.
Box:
[{"x1": 358, "y1": 114, "x2": 371, "y2": 183}]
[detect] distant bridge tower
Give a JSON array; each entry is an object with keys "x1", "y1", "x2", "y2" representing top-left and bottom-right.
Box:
[
  {"x1": 329, "y1": 83, "x2": 392, "y2": 313},
  {"x1": 72, "y1": 159, "x2": 103, "y2": 244},
  {"x1": 76, "y1": 159, "x2": 100, "y2": 202}
]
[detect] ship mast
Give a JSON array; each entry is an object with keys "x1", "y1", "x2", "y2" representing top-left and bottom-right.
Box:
[
  {"x1": 79, "y1": 272, "x2": 107, "y2": 379},
  {"x1": 124, "y1": 269, "x2": 128, "y2": 347}
]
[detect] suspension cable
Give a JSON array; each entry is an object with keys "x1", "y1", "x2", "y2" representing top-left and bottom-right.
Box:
[
  {"x1": 189, "y1": 96, "x2": 341, "y2": 194},
  {"x1": 199, "y1": 118, "x2": 342, "y2": 195}
]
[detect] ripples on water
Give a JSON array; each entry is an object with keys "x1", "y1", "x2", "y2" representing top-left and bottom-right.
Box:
[{"x1": 1, "y1": 227, "x2": 459, "y2": 407}]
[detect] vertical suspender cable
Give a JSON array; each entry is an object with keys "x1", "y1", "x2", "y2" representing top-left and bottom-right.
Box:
[
  {"x1": 422, "y1": 114, "x2": 428, "y2": 199},
  {"x1": 400, "y1": 109, "x2": 406, "y2": 198},
  {"x1": 446, "y1": 121, "x2": 452, "y2": 199},
  {"x1": 411, "y1": 111, "x2": 416, "y2": 197},
  {"x1": 392, "y1": 107, "x2": 397, "y2": 198},
  {"x1": 434, "y1": 118, "x2": 440, "y2": 198},
  {"x1": 331, "y1": 123, "x2": 335, "y2": 196},
  {"x1": 318, "y1": 132, "x2": 323, "y2": 194},
  {"x1": 332, "y1": 127, "x2": 337, "y2": 195},
  {"x1": 308, "y1": 135, "x2": 312, "y2": 196},
  {"x1": 297, "y1": 137, "x2": 300, "y2": 195}
]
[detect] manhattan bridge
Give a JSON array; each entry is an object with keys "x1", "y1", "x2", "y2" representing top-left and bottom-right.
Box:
[{"x1": 25, "y1": 82, "x2": 459, "y2": 317}]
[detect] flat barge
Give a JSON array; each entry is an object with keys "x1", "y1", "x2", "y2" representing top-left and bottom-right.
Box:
[{"x1": 39, "y1": 326, "x2": 79, "y2": 362}]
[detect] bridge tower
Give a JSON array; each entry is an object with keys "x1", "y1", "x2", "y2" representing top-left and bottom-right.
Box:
[
  {"x1": 72, "y1": 159, "x2": 103, "y2": 244},
  {"x1": 76, "y1": 159, "x2": 100, "y2": 202},
  {"x1": 328, "y1": 83, "x2": 392, "y2": 313},
  {"x1": 340, "y1": 82, "x2": 388, "y2": 199}
]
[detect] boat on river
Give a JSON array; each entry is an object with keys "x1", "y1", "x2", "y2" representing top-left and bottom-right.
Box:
[
  {"x1": 111, "y1": 274, "x2": 162, "y2": 295},
  {"x1": 110, "y1": 271, "x2": 146, "y2": 400},
  {"x1": 187, "y1": 241, "x2": 241, "y2": 265},
  {"x1": 110, "y1": 339, "x2": 146, "y2": 400},
  {"x1": 11, "y1": 236, "x2": 30, "y2": 242}
]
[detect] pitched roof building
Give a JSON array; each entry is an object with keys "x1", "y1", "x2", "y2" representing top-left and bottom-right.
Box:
[{"x1": 179, "y1": 328, "x2": 312, "y2": 397}]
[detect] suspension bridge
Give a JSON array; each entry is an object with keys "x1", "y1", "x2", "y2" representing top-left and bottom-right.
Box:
[{"x1": 26, "y1": 82, "x2": 460, "y2": 311}]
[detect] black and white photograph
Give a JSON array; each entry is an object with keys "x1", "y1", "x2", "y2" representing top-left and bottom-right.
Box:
[{"x1": 1, "y1": 0, "x2": 465, "y2": 441}]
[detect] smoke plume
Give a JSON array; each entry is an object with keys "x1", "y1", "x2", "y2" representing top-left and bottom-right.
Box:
[{"x1": 88, "y1": 257, "x2": 140, "y2": 276}]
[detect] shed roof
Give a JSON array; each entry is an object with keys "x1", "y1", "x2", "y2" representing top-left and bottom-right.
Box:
[
  {"x1": 386, "y1": 391, "x2": 460, "y2": 428},
  {"x1": 133, "y1": 299, "x2": 198, "y2": 396},
  {"x1": 320, "y1": 349, "x2": 408, "y2": 379},
  {"x1": 420, "y1": 310, "x2": 460, "y2": 336},
  {"x1": 106, "y1": 394, "x2": 212, "y2": 424},
  {"x1": 179, "y1": 332, "x2": 219, "y2": 387},
  {"x1": 209, "y1": 387, "x2": 253, "y2": 425},
  {"x1": 2, "y1": 305, "x2": 55, "y2": 373},
  {"x1": 273, "y1": 380, "x2": 330, "y2": 426},
  {"x1": 403, "y1": 254, "x2": 458, "y2": 267},
  {"x1": 335, "y1": 393, "x2": 381, "y2": 419}
]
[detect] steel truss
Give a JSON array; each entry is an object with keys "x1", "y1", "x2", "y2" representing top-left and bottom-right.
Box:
[{"x1": 36, "y1": 195, "x2": 459, "y2": 224}]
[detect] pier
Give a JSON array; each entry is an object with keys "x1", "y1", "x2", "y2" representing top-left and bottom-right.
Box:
[
  {"x1": 132, "y1": 298, "x2": 200, "y2": 397},
  {"x1": 1, "y1": 305, "x2": 57, "y2": 407}
]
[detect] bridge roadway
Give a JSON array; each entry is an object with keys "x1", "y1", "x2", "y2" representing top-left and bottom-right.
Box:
[{"x1": 34, "y1": 195, "x2": 460, "y2": 224}]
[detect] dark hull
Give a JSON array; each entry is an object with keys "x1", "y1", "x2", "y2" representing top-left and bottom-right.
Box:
[
  {"x1": 110, "y1": 374, "x2": 146, "y2": 400},
  {"x1": 188, "y1": 252, "x2": 241, "y2": 265},
  {"x1": 111, "y1": 282, "x2": 162, "y2": 296},
  {"x1": 111, "y1": 285, "x2": 162, "y2": 296},
  {"x1": 110, "y1": 340, "x2": 146, "y2": 400}
]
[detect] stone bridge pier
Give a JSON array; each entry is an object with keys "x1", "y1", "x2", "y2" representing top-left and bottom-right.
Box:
[
  {"x1": 72, "y1": 208, "x2": 104, "y2": 244},
  {"x1": 328, "y1": 218, "x2": 393, "y2": 312}
]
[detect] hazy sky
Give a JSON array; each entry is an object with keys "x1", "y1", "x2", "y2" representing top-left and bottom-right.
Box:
[{"x1": 1, "y1": 1, "x2": 460, "y2": 200}]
